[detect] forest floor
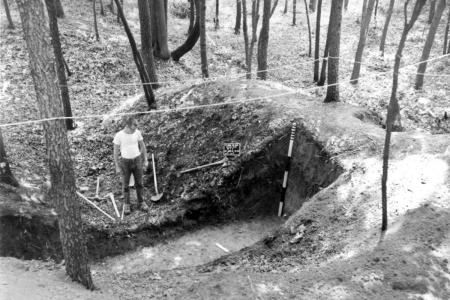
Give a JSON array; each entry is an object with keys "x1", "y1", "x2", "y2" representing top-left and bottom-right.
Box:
[{"x1": 0, "y1": 0, "x2": 450, "y2": 299}]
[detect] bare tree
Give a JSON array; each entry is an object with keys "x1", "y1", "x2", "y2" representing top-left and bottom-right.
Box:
[
  {"x1": 100, "y1": 0, "x2": 105, "y2": 15},
  {"x1": 200, "y1": 0, "x2": 209, "y2": 77},
  {"x1": 428, "y1": 0, "x2": 437, "y2": 24},
  {"x1": 324, "y1": 0, "x2": 343, "y2": 103},
  {"x1": 380, "y1": 0, "x2": 395, "y2": 55},
  {"x1": 3, "y1": 0, "x2": 14, "y2": 29},
  {"x1": 172, "y1": 0, "x2": 200, "y2": 61},
  {"x1": 235, "y1": 0, "x2": 242, "y2": 34},
  {"x1": 214, "y1": 0, "x2": 219, "y2": 30},
  {"x1": 382, "y1": 0, "x2": 426, "y2": 233},
  {"x1": 45, "y1": 0, "x2": 75, "y2": 130},
  {"x1": 444, "y1": 6, "x2": 450, "y2": 54},
  {"x1": 248, "y1": 0, "x2": 260, "y2": 78},
  {"x1": 93, "y1": 0, "x2": 100, "y2": 41},
  {"x1": 109, "y1": 0, "x2": 115, "y2": 14},
  {"x1": 188, "y1": 0, "x2": 195, "y2": 34},
  {"x1": 16, "y1": 0, "x2": 93, "y2": 288},
  {"x1": 138, "y1": 0, "x2": 158, "y2": 89},
  {"x1": 350, "y1": 0, "x2": 376, "y2": 84},
  {"x1": 0, "y1": 129, "x2": 18, "y2": 187},
  {"x1": 415, "y1": 0, "x2": 446, "y2": 90},
  {"x1": 114, "y1": 0, "x2": 156, "y2": 108},
  {"x1": 257, "y1": 0, "x2": 271, "y2": 79},
  {"x1": 292, "y1": 0, "x2": 297, "y2": 25},
  {"x1": 54, "y1": 0, "x2": 64, "y2": 18},
  {"x1": 313, "y1": 0, "x2": 322, "y2": 81},
  {"x1": 243, "y1": 0, "x2": 251, "y2": 78},
  {"x1": 303, "y1": 0, "x2": 312, "y2": 56},
  {"x1": 309, "y1": 0, "x2": 316, "y2": 12},
  {"x1": 284, "y1": 0, "x2": 288, "y2": 14},
  {"x1": 150, "y1": 0, "x2": 170, "y2": 59}
]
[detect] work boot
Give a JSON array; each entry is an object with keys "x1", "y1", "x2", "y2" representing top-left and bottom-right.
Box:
[
  {"x1": 138, "y1": 201, "x2": 149, "y2": 212},
  {"x1": 123, "y1": 203, "x2": 131, "y2": 215}
]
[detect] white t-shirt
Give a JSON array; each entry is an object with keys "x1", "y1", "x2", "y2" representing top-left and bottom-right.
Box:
[{"x1": 113, "y1": 129, "x2": 143, "y2": 159}]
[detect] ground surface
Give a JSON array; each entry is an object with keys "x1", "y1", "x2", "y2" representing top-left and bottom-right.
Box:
[{"x1": 0, "y1": 0, "x2": 449, "y2": 299}]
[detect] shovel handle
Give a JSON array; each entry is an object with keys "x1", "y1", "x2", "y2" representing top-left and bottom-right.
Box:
[{"x1": 152, "y1": 153, "x2": 159, "y2": 194}]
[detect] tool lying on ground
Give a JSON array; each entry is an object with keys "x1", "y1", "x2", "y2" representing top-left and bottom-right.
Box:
[
  {"x1": 95, "y1": 176, "x2": 101, "y2": 199},
  {"x1": 178, "y1": 157, "x2": 228, "y2": 176},
  {"x1": 77, "y1": 191, "x2": 116, "y2": 221},
  {"x1": 151, "y1": 153, "x2": 164, "y2": 202},
  {"x1": 109, "y1": 193, "x2": 120, "y2": 218}
]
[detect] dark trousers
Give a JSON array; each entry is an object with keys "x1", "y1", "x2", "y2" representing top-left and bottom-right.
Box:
[{"x1": 120, "y1": 156, "x2": 144, "y2": 205}]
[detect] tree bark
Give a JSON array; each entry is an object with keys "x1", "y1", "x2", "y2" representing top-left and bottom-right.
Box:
[
  {"x1": 188, "y1": 0, "x2": 195, "y2": 34},
  {"x1": 257, "y1": 0, "x2": 271, "y2": 80},
  {"x1": 350, "y1": 0, "x2": 376, "y2": 84},
  {"x1": 284, "y1": 0, "x2": 288, "y2": 14},
  {"x1": 200, "y1": 0, "x2": 209, "y2": 77},
  {"x1": 110, "y1": 0, "x2": 115, "y2": 14},
  {"x1": 415, "y1": 0, "x2": 446, "y2": 90},
  {"x1": 324, "y1": 0, "x2": 343, "y2": 102},
  {"x1": 93, "y1": 0, "x2": 100, "y2": 41},
  {"x1": 100, "y1": 0, "x2": 105, "y2": 15},
  {"x1": 318, "y1": 7, "x2": 331, "y2": 86},
  {"x1": 45, "y1": 0, "x2": 75, "y2": 130},
  {"x1": 444, "y1": 6, "x2": 450, "y2": 54},
  {"x1": 138, "y1": 0, "x2": 158, "y2": 89},
  {"x1": 428, "y1": 0, "x2": 437, "y2": 24},
  {"x1": 243, "y1": 0, "x2": 251, "y2": 78},
  {"x1": 249, "y1": 0, "x2": 260, "y2": 78},
  {"x1": 270, "y1": 0, "x2": 278, "y2": 17},
  {"x1": 16, "y1": 0, "x2": 93, "y2": 288},
  {"x1": 374, "y1": 0, "x2": 379, "y2": 27},
  {"x1": 379, "y1": 0, "x2": 395, "y2": 55},
  {"x1": 3, "y1": 0, "x2": 14, "y2": 29},
  {"x1": 0, "y1": 128, "x2": 19, "y2": 187},
  {"x1": 303, "y1": 0, "x2": 312, "y2": 56},
  {"x1": 309, "y1": 0, "x2": 316, "y2": 12},
  {"x1": 292, "y1": 0, "x2": 297, "y2": 25},
  {"x1": 114, "y1": 0, "x2": 156, "y2": 108},
  {"x1": 235, "y1": 0, "x2": 242, "y2": 34},
  {"x1": 172, "y1": 0, "x2": 200, "y2": 61},
  {"x1": 54, "y1": 0, "x2": 64, "y2": 18},
  {"x1": 382, "y1": 0, "x2": 426, "y2": 233},
  {"x1": 150, "y1": 0, "x2": 170, "y2": 59},
  {"x1": 313, "y1": 0, "x2": 322, "y2": 81},
  {"x1": 215, "y1": 0, "x2": 219, "y2": 30}
]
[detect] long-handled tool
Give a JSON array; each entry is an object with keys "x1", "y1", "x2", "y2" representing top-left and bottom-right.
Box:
[
  {"x1": 178, "y1": 157, "x2": 228, "y2": 176},
  {"x1": 108, "y1": 193, "x2": 120, "y2": 218},
  {"x1": 151, "y1": 153, "x2": 164, "y2": 202}
]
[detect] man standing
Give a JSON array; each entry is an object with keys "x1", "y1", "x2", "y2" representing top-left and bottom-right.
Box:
[{"x1": 113, "y1": 116, "x2": 149, "y2": 215}]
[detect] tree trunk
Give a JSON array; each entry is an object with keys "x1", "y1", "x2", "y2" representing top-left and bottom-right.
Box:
[
  {"x1": 313, "y1": 0, "x2": 322, "y2": 81},
  {"x1": 100, "y1": 0, "x2": 105, "y2": 15},
  {"x1": 150, "y1": 0, "x2": 170, "y2": 60},
  {"x1": 270, "y1": 0, "x2": 278, "y2": 17},
  {"x1": 415, "y1": 0, "x2": 446, "y2": 90},
  {"x1": 374, "y1": 0, "x2": 379, "y2": 27},
  {"x1": 3, "y1": 0, "x2": 14, "y2": 29},
  {"x1": 110, "y1": 0, "x2": 115, "y2": 14},
  {"x1": 54, "y1": 0, "x2": 64, "y2": 18},
  {"x1": 249, "y1": 0, "x2": 260, "y2": 78},
  {"x1": 16, "y1": 0, "x2": 93, "y2": 288},
  {"x1": 324, "y1": 0, "x2": 343, "y2": 103},
  {"x1": 235, "y1": 0, "x2": 242, "y2": 34},
  {"x1": 303, "y1": 0, "x2": 312, "y2": 56},
  {"x1": 309, "y1": 0, "x2": 316, "y2": 12},
  {"x1": 93, "y1": 0, "x2": 100, "y2": 41},
  {"x1": 215, "y1": 0, "x2": 219, "y2": 30},
  {"x1": 45, "y1": 0, "x2": 75, "y2": 130},
  {"x1": 382, "y1": 0, "x2": 426, "y2": 232},
  {"x1": 379, "y1": 0, "x2": 395, "y2": 55},
  {"x1": 284, "y1": 0, "x2": 288, "y2": 14},
  {"x1": 0, "y1": 129, "x2": 19, "y2": 187},
  {"x1": 257, "y1": 0, "x2": 271, "y2": 80},
  {"x1": 138, "y1": 0, "x2": 158, "y2": 89},
  {"x1": 444, "y1": 6, "x2": 450, "y2": 54},
  {"x1": 243, "y1": 0, "x2": 251, "y2": 78},
  {"x1": 114, "y1": 0, "x2": 156, "y2": 108},
  {"x1": 350, "y1": 0, "x2": 376, "y2": 84},
  {"x1": 428, "y1": 0, "x2": 437, "y2": 24},
  {"x1": 344, "y1": 0, "x2": 349, "y2": 11},
  {"x1": 318, "y1": 8, "x2": 331, "y2": 86},
  {"x1": 200, "y1": 0, "x2": 209, "y2": 77},
  {"x1": 189, "y1": 0, "x2": 195, "y2": 34},
  {"x1": 63, "y1": 56, "x2": 72, "y2": 77},
  {"x1": 172, "y1": 0, "x2": 200, "y2": 61},
  {"x1": 292, "y1": 0, "x2": 296, "y2": 25}
]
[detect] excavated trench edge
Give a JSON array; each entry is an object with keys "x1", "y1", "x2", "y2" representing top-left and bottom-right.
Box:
[{"x1": 0, "y1": 123, "x2": 344, "y2": 262}]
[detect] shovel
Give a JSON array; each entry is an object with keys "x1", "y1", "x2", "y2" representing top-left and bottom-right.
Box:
[{"x1": 151, "y1": 153, "x2": 164, "y2": 202}]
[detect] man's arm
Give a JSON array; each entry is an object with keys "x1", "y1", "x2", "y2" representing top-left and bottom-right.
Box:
[
  {"x1": 113, "y1": 144, "x2": 121, "y2": 173},
  {"x1": 138, "y1": 140, "x2": 148, "y2": 168}
]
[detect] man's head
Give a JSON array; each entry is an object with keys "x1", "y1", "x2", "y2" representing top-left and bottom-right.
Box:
[{"x1": 124, "y1": 116, "x2": 138, "y2": 133}]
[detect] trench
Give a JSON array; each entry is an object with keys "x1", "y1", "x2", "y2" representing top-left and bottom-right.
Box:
[{"x1": 0, "y1": 124, "x2": 343, "y2": 268}]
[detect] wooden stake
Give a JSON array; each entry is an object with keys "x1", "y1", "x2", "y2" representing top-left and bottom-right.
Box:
[{"x1": 76, "y1": 191, "x2": 116, "y2": 221}]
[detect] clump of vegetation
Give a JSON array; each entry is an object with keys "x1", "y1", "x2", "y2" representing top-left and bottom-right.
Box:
[{"x1": 170, "y1": 0, "x2": 190, "y2": 19}]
